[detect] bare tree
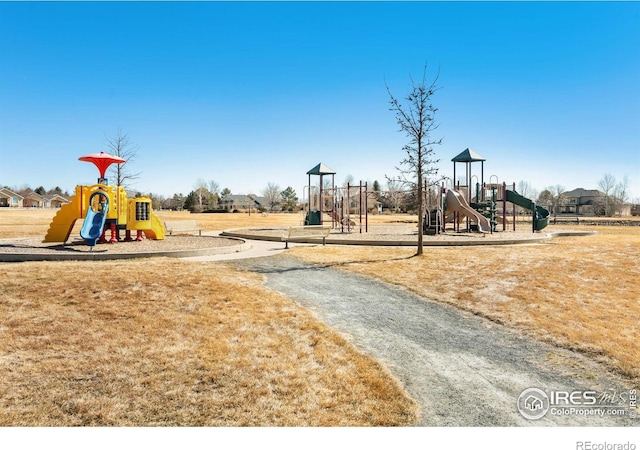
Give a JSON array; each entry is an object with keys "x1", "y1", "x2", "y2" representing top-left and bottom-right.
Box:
[
  {"x1": 598, "y1": 173, "x2": 617, "y2": 216},
  {"x1": 517, "y1": 180, "x2": 538, "y2": 200},
  {"x1": 208, "y1": 180, "x2": 220, "y2": 197},
  {"x1": 105, "y1": 129, "x2": 141, "y2": 188},
  {"x1": 538, "y1": 185, "x2": 567, "y2": 219},
  {"x1": 612, "y1": 175, "x2": 630, "y2": 216},
  {"x1": 194, "y1": 178, "x2": 209, "y2": 212},
  {"x1": 262, "y1": 182, "x2": 281, "y2": 211},
  {"x1": 516, "y1": 180, "x2": 539, "y2": 215},
  {"x1": 208, "y1": 179, "x2": 220, "y2": 208},
  {"x1": 385, "y1": 180, "x2": 405, "y2": 213},
  {"x1": 386, "y1": 65, "x2": 443, "y2": 256},
  {"x1": 598, "y1": 173, "x2": 630, "y2": 216}
]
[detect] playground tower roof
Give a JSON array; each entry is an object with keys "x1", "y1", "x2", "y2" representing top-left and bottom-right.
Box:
[
  {"x1": 78, "y1": 151, "x2": 126, "y2": 179},
  {"x1": 306, "y1": 162, "x2": 336, "y2": 175},
  {"x1": 452, "y1": 148, "x2": 485, "y2": 162}
]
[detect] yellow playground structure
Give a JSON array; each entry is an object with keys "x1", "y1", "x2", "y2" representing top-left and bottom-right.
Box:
[{"x1": 44, "y1": 151, "x2": 165, "y2": 246}]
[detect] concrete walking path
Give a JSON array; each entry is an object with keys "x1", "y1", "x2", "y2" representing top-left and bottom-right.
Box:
[{"x1": 179, "y1": 232, "x2": 314, "y2": 262}]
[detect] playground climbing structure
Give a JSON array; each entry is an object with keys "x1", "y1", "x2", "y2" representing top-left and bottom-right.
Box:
[
  {"x1": 303, "y1": 162, "x2": 369, "y2": 233},
  {"x1": 44, "y1": 151, "x2": 165, "y2": 245},
  {"x1": 425, "y1": 148, "x2": 550, "y2": 234}
]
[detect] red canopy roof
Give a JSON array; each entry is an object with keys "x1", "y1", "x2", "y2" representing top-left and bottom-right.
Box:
[{"x1": 78, "y1": 151, "x2": 126, "y2": 178}]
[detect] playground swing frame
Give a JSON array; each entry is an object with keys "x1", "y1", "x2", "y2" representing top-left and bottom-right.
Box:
[{"x1": 304, "y1": 178, "x2": 369, "y2": 233}]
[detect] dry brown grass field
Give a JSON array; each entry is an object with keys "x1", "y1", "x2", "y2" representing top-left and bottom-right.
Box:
[
  {"x1": 290, "y1": 223, "x2": 640, "y2": 384},
  {"x1": 1, "y1": 209, "x2": 638, "y2": 425},
  {"x1": 0, "y1": 209, "x2": 420, "y2": 426},
  {"x1": 0, "y1": 257, "x2": 417, "y2": 426}
]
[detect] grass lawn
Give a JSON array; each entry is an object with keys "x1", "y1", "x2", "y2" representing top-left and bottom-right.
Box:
[
  {"x1": 0, "y1": 209, "x2": 418, "y2": 426},
  {"x1": 1, "y1": 209, "x2": 637, "y2": 425},
  {"x1": 0, "y1": 258, "x2": 417, "y2": 426}
]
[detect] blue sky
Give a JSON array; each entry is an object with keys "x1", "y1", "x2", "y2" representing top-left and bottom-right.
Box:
[{"x1": 1, "y1": 1, "x2": 639, "y2": 201}]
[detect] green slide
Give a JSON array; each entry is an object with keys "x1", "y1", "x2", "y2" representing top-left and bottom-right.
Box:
[{"x1": 505, "y1": 190, "x2": 550, "y2": 231}]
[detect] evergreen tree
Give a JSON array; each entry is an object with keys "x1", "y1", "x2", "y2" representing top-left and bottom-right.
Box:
[{"x1": 280, "y1": 186, "x2": 298, "y2": 210}]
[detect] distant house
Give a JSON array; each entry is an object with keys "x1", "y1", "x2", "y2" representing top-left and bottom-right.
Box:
[
  {"x1": 0, "y1": 188, "x2": 24, "y2": 207},
  {"x1": 44, "y1": 194, "x2": 70, "y2": 208},
  {"x1": 220, "y1": 195, "x2": 264, "y2": 212},
  {"x1": 0, "y1": 188, "x2": 69, "y2": 208},
  {"x1": 249, "y1": 195, "x2": 282, "y2": 211},
  {"x1": 561, "y1": 188, "x2": 604, "y2": 216},
  {"x1": 23, "y1": 191, "x2": 45, "y2": 208},
  {"x1": 249, "y1": 195, "x2": 268, "y2": 209}
]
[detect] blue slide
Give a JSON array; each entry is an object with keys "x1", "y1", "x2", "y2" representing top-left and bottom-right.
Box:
[{"x1": 80, "y1": 192, "x2": 110, "y2": 247}]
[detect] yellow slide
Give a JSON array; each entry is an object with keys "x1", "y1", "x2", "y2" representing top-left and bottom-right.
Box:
[
  {"x1": 43, "y1": 195, "x2": 83, "y2": 243},
  {"x1": 142, "y1": 211, "x2": 166, "y2": 240}
]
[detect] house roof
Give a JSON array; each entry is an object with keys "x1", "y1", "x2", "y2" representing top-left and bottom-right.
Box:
[
  {"x1": 44, "y1": 194, "x2": 70, "y2": 203},
  {"x1": 249, "y1": 196, "x2": 267, "y2": 206},
  {"x1": 563, "y1": 188, "x2": 603, "y2": 198},
  {"x1": 307, "y1": 162, "x2": 336, "y2": 175},
  {"x1": 0, "y1": 187, "x2": 24, "y2": 199},
  {"x1": 451, "y1": 148, "x2": 486, "y2": 162},
  {"x1": 221, "y1": 195, "x2": 255, "y2": 206},
  {"x1": 24, "y1": 191, "x2": 44, "y2": 200}
]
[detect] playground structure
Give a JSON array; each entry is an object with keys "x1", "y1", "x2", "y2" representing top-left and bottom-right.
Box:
[
  {"x1": 301, "y1": 152, "x2": 549, "y2": 237},
  {"x1": 43, "y1": 151, "x2": 165, "y2": 246},
  {"x1": 423, "y1": 148, "x2": 550, "y2": 235},
  {"x1": 303, "y1": 163, "x2": 369, "y2": 233}
]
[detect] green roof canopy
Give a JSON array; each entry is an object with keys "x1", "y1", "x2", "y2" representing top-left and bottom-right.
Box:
[
  {"x1": 306, "y1": 162, "x2": 336, "y2": 175},
  {"x1": 451, "y1": 148, "x2": 485, "y2": 162}
]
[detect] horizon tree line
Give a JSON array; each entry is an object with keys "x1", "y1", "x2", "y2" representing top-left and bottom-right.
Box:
[{"x1": 4, "y1": 172, "x2": 636, "y2": 217}]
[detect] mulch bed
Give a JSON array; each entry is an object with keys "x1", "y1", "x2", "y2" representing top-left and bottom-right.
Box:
[{"x1": 0, "y1": 235, "x2": 240, "y2": 255}]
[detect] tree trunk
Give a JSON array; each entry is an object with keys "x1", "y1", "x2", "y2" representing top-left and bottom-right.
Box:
[{"x1": 416, "y1": 161, "x2": 424, "y2": 256}]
